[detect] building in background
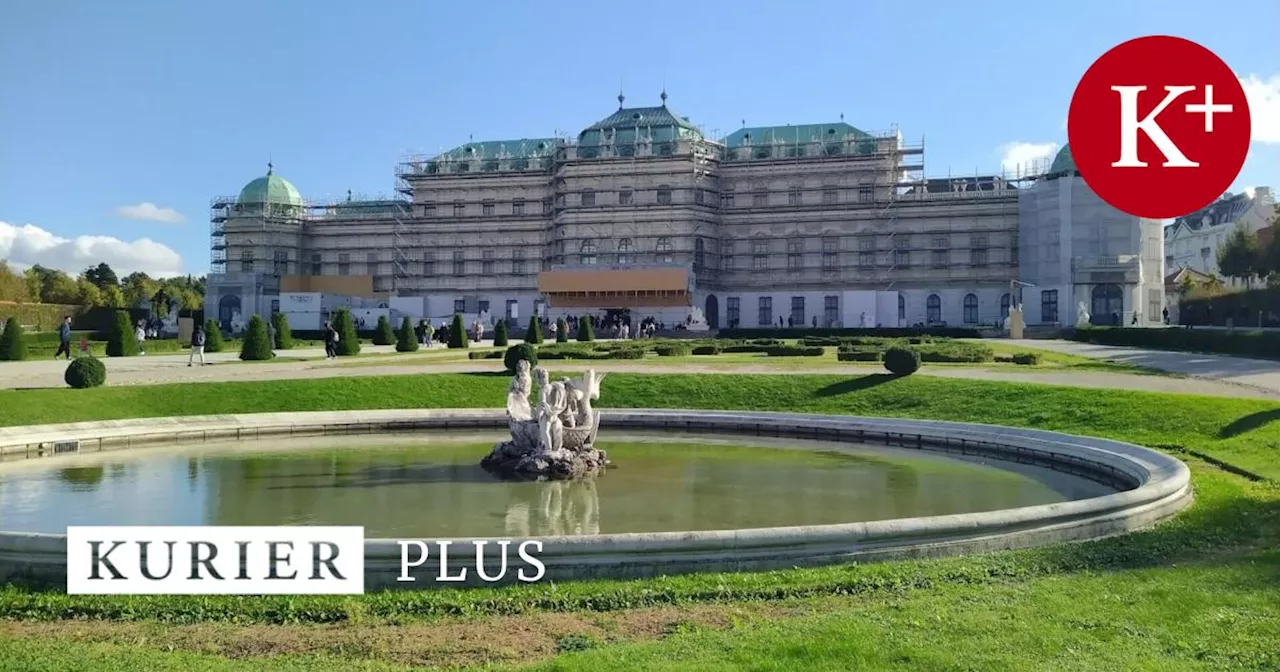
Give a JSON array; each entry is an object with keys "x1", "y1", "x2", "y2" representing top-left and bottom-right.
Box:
[
  {"x1": 1163, "y1": 186, "x2": 1275, "y2": 282},
  {"x1": 206, "y1": 94, "x2": 1166, "y2": 332}
]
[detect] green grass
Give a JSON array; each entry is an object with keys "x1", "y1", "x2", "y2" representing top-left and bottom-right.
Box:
[
  {"x1": 1, "y1": 373, "x2": 1276, "y2": 479},
  {"x1": 2, "y1": 374, "x2": 1280, "y2": 669}
]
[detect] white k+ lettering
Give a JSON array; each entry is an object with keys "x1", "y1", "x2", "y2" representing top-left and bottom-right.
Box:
[{"x1": 1111, "y1": 85, "x2": 1212, "y2": 169}]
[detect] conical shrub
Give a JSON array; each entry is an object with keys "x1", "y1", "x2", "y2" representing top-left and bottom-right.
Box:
[
  {"x1": 106, "y1": 310, "x2": 139, "y2": 357},
  {"x1": 271, "y1": 312, "x2": 293, "y2": 349},
  {"x1": 239, "y1": 314, "x2": 274, "y2": 361},
  {"x1": 396, "y1": 316, "x2": 419, "y2": 352},
  {"x1": 374, "y1": 315, "x2": 396, "y2": 346},
  {"x1": 204, "y1": 319, "x2": 225, "y2": 353},
  {"x1": 332, "y1": 308, "x2": 361, "y2": 356},
  {"x1": 525, "y1": 315, "x2": 542, "y2": 344},
  {"x1": 577, "y1": 315, "x2": 594, "y2": 342},
  {"x1": 448, "y1": 313, "x2": 469, "y2": 348},
  {"x1": 493, "y1": 319, "x2": 509, "y2": 347},
  {"x1": 0, "y1": 317, "x2": 27, "y2": 361}
]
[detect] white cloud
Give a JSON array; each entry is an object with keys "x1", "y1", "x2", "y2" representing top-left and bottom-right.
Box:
[
  {"x1": 0, "y1": 221, "x2": 185, "y2": 277},
  {"x1": 999, "y1": 141, "x2": 1059, "y2": 174},
  {"x1": 114, "y1": 202, "x2": 187, "y2": 224},
  {"x1": 1240, "y1": 74, "x2": 1280, "y2": 144}
]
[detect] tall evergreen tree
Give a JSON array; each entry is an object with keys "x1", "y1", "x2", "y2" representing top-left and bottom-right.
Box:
[{"x1": 525, "y1": 315, "x2": 543, "y2": 344}]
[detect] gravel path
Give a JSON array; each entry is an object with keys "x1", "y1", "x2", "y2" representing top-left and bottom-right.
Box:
[{"x1": 2, "y1": 341, "x2": 1277, "y2": 400}]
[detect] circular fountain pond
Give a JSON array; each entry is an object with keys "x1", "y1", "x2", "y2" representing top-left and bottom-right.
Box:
[
  {"x1": 0, "y1": 432, "x2": 1116, "y2": 538},
  {"x1": 0, "y1": 409, "x2": 1192, "y2": 588}
]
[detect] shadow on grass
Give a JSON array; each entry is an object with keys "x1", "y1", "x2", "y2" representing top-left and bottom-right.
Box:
[
  {"x1": 462, "y1": 371, "x2": 511, "y2": 378},
  {"x1": 1219, "y1": 407, "x2": 1280, "y2": 439},
  {"x1": 815, "y1": 374, "x2": 900, "y2": 397}
]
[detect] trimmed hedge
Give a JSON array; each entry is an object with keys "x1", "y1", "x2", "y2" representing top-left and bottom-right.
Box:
[
  {"x1": 493, "y1": 320, "x2": 509, "y2": 347},
  {"x1": 525, "y1": 316, "x2": 543, "y2": 345},
  {"x1": 691, "y1": 344, "x2": 721, "y2": 355},
  {"x1": 720, "y1": 327, "x2": 983, "y2": 339},
  {"x1": 469, "y1": 351, "x2": 503, "y2": 360},
  {"x1": 271, "y1": 313, "x2": 293, "y2": 350},
  {"x1": 0, "y1": 302, "x2": 84, "y2": 331},
  {"x1": 332, "y1": 309, "x2": 361, "y2": 356},
  {"x1": 503, "y1": 343, "x2": 538, "y2": 372},
  {"x1": 204, "y1": 319, "x2": 225, "y2": 353},
  {"x1": 239, "y1": 315, "x2": 274, "y2": 361},
  {"x1": 837, "y1": 351, "x2": 881, "y2": 362},
  {"x1": 1012, "y1": 352, "x2": 1041, "y2": 366},
  {"x1": 64, "y1": 356, "x2": 106, "y2": 388},
  {"x1": 1072, "y1": 326, "x2": 1280, "y2": 360},
  {"x1": 396, "y1": 317, "x2": 419, "y2": 353},
  {"x1": 373, "y1": 315, "x2": 396, "y2": 346},
  {"x1": 0, "y1": 317, "x2": 26, "y2": 361},
  {"x1": 577, "y1": 315, "x2": 595, "y2": 342},
  {"x1": 765, "y1": 346, "x2": 825, "y2": 357},
  {"x1": 915, "y1": 342, "x2": 994, "y2": 363},
  {"x1": 448, "y1": 313, "x2": 469, "y2": 349},
  {"x1": 105, "y1": 311, "x2": 139, "y2": 357},
  {"x1": 883, "y1": 346, "x2": 921, "y2": 375},
  {"x1": 654, "y1": 343, "x2": 691, "y2": 357}
]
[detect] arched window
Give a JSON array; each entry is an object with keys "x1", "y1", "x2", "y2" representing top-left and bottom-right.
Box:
[
  {"x1": 963, "y1": 293, "x2": 979, "y2": 324},
  {"x1": 898, "y1": 294, "x2": 906, "y2": 322},
  {"x1": 617, "y1": 238, "x2": 633, "y2": 265},
  {"x1": 1000, "y1": 293, "x2": 1011, "y2": 318},
  {"x1": 694, "y1": 238, "x2": 705, "y2": 268},
  {"x1": 579, "y1": 239, "x2": 597, "y2": 266},
  {"x1": 1091, "y1": 284, "x2": 1123, "y2": 324},
  {"x1": 926, "y1": 294, "x2": 941, "y2": 324},
  {"x1": 656, "y1": 237, "x2": 673, "y2": 264}
]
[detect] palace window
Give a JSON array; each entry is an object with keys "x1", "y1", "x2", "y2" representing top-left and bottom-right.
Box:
[
  {"x1": 656, "y1": 237, "x2": 673, "y2": 264},
  {"x1": 788, "y1": 187, "x2": 802, "y2": 206},
  {"x1": 337, "y1": 253, "x2": 349, "y2": 276},
  {"x1": 617, "y1": 238, "x2": 633, "y2": 265},
  {"x1": 1000, "y1": 293, "x2": 1011, "y2": 318},
  {"x1": 859, "y1": 251, "x2": 875, "y2": 267},
  {"x1": 898, "y1": 294, "x2": 906, "y2": 322},
  {"x1": 927, "y1": 294, "x2": 941, "y2": 323},
  {"x1": 482, "y1": 201, "x2": 495, "y2": 216},
  {"x1": 580, "y1": 240, "x2": 597, "y2": 265},
  {"x1": 619, "y1": 188, "x2": 633, "y2": 205},
  {"x1": 453, "y1": 201, "x2": 465, "y2": 217},
  {"x1": 274, "y1": 250, "x2": 288, "y2": 275},
  {"x1": 971, "y1": 249, "x2": 988, "y2": 267},
  {"x1": 822, "y1": 237, "x2": 838, "y2": 253},
  {"x1": 1041, "y1": 290, "x2": 1059, "y2": 323},
  {"x1": 895, "y1": 236, "x2": 910, "y2": 249},
  {"x1": 512, "y1": 199, "x2": 525, "y2": 216},
  {"x1": 727, "y1": 297, "x2": 740, "y2": 327},
  {"x1": 858, "y1": 186, "x2": 873, "y2": 202},
  {"x1": 453, "y1": 250, "x2": 465, "y2": 275},
  {"x1": 581, "y1": 189, "x2": 595, "y2": 207},
  {"x1": 240, "y1": 250, "x2": 254, "y2": 273},
  {"x1": 823, "y1": 252, "x2": 838, "y2": 270},
  {"x1": 423, "y1": 203, "x2": 436, "y2": 217},
  {"x1": 752, "y1": 240, "x2": 769, "y2": 255},
  {"x1": 790, "y1": 297, "x2": 805, "y2": 326},
  {"x1": 310, "y1": 253, "x2": 322, "y2": 275},
  {"x1": 657, "y1": 185, "x2": 672, "y2": 205},
  {"x1": 721, "y1": 189, "x2": 735, "y2": 208},
  {"x1": 482, "y1": 250, "x2": 495, "y2": 274},
  {"x1": 512, "y1": 248, "x2": 524, "y2": 275},
  {"x1": 963, "y1": 293, "x2": 979, "y2": 324},
  {"x1": 932, "y1": 236, "x2": 947, "y2": 248},
  {"x1": 366, "y1": 252, "x2": 377, "y2": 276},
  {"x1": 753, "y1": 254, "x2": 768, "y2": 270},
  {"x1": 895, "y1": 250, "x2": 910, "y2": 268},
  {"x1": 823, "y1": 187, "x2": 838, "y2": 205},
  {"x1": 824, "y1": 295, "x2": 839, "y2": 326},
  {"x1": 859, "y1": 237, "x2": 875, "y2": 251},
  {"x1": 788, "y1": 253, "x2": 802, "y2": 271},
  {"x1": 932, "y1": 250, "x2": 948, "y2": 267},
  {"x1": 753, "y1": 189, "x2": 768, "y2": 207},
  {"x1": 454, "y1": 299, "x2": 465, "y2": 313},
  {"x1": 757, "y1": 297, "x2": 773, "y2": 326},
  {"x1": 694, "y1": 238, "x2": 705, "y2": 268}
]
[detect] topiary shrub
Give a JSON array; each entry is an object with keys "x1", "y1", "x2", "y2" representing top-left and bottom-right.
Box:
[
  {"x1": 396, "y1": 316, "x2": 419, "y2": 352},
  {"x1": 469, "y1": 351, "x2": 503, "y2": 360},
  {"x1": 106, "y1": 310, "x2": 139, "y2": 357},
  {"x1": 1012, "y1": 352, "x2": 1042, "y2": 366},
  {"x1": 691, "y1": 344, "x2": 721, "y2": 355},
  {"x1": 525, "y1": 315, "x2": 543, "y2": 345},
  {"x1": 883, "y1": 346, "x2": 921, "y2": 376},
  {"x1": 332, "y1": 308, "x2": 361, "y2": 356},
  {"x1": 239, "y1": 315, "x2": 275, "y2": 361},
  {"x1": 504, "y1": 343, "x2": 538, "y2": 373},
  {"x1": 373, "y1": 315, "x2": 396, "y2": 346},
  {"x1": 64, "y1": 356, "x2": 106, "y2": 388},
  {"x1": 764, "y1": 346, "x2": 825, "y2": 357},
  {"x1": 0, "y1": 317, "x2": 27, "y2": 361},
  {"x1": 577, "y1": 315, "x2": 595, "y2": 342},
  {"x1": 271, "y1": 312, "x2": 293, "y2": 349},
  {"x1": 493, "y1": 319, "x2": 509, "y2": 347},
  {"x1": 837, "y1": 351, "x2": 880, "y2": 362},
  {"x1": 448, "y1": 313, "x2": 469, "y2": 348},
  {"x1": 204, "y1": 319, "x2": 225, "y2": 353},
  {"x1": 555, "y1": 318, "x2": 569, "y2": 344},
  {"x1": 654, "y1": 343, "x2": 691, "y2": 357}
]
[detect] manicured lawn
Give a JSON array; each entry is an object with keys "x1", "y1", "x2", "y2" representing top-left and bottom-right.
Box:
[{"x1": 2, "y1": 374, "x2": 1279, "y2": 669}]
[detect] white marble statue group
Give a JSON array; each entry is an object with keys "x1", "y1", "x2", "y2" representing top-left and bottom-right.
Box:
[{"x1": 481, "y1": 361, "x2": 609, "y2": 480}]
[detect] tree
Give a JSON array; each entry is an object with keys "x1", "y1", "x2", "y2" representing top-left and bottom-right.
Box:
[
  {"x1": 0, "y1": 261, "x2": 31, "y2": 302},
  {"x1": 331, "y1": 308, "x2": 361, "y2": 356},
  {"x1": 525, "y1": 315, "x2": 543, "y2": 345},
  {"x1": 396, "y1": 316, "x2": 419, "y2": 352},
  {"x1": 448, "y1": 313, "x2": 469, "y2": 348},
  {"x1": 373, "y1": 315, "x2": 396, "y2": 345},
  {"x1": 74, "y1": 276, "x2": 103, "y2": 307},
  {"x1": 555, "y1": 318, "x2": 569, "y2": 343},
  {"x1": 121, "y1": 272, "x2": 159, "y2": 309},
  {"x1": 239, "y1": 315, "x2": 274, "y2": 361},
  {"x1": 577, "y1": 315, "x2": 594, "y2": 342},
  {"x1": 204, "y1": 318, "x2": 225, "y2": 353},
  {"x1": 101, "y1": 284, "x2": 125, "y2": 308},
  {"x1": 493, "y1": 319, "x2": 509, "y2": 347},
  {"x1": 83, "y1": 263, "x2": 119, "y2": 292},
  {"x1": 271, "y1": 312, "x2": 293, "y2": 349},
  {"x1": 0, "y1": 317, "x2": 27, "y2": 361},
  {"x1": 24, "y1": 268, "x2": 79, "y2": 304},
  {"x1": 1216, "y1": 224, "x2": 1262, "y2": 286},
  {"x1": 106, "y1": 310, "x2": 139, "y2": 357}
]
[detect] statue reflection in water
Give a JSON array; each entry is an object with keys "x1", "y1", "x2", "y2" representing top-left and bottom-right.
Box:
[{"x1": 503, "y1": 479, "x2": 600, "y2": 537}]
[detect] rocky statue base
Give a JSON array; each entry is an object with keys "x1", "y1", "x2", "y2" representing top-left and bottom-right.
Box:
[{"x1": 480, "y1": 364, "x2": 610, "y2": 482}]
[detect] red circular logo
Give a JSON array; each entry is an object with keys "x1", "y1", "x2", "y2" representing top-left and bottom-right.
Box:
[{"x1": 1067, "y1": 35, "x2": 1251, "y2": 219}]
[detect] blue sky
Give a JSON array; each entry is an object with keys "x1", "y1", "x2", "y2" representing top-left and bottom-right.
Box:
[{"x1": 1, "y1": 0, "x2": 1277, "y2": 278}]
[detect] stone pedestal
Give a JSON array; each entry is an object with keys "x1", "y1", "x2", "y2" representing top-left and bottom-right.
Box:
[{"x1": 1009, "y1": 308, "x2": 1025, "y2": 339}]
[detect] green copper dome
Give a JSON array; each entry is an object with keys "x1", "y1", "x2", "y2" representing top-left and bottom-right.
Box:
[
  {"x1": 238, "y1": 163, "x2": 303, "y2": 206},
  {"x1": 1049, "y1": 145, "x2": 1076, "y2": 175}
]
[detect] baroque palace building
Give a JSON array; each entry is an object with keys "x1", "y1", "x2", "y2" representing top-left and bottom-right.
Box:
[{"x1": 206, "y1": 92, "x2": 1164, "y2": 331}]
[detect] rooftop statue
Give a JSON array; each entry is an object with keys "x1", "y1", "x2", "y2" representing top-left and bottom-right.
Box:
[{"x1": 481, "y1": 363, "x2": 609, "y2": 480}]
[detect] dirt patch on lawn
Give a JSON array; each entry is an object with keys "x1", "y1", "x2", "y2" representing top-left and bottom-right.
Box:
[{"x1": 0, "y1": 603, "x2": 765, "y2": 669}]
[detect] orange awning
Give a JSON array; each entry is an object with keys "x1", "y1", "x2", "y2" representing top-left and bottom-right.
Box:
[{"x1": 538, "y1": 267, "x2": 690, "y2": 294}]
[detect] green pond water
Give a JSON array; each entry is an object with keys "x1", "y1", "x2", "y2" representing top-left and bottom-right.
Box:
[{"x1": 0, "y1": 432, "x2": 1114, "y2": 537}]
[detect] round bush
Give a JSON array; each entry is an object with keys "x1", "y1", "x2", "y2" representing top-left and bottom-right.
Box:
[
  {"x1": 204, "y1": 319, "x2": 225, "y2": 353},
  {"x1": 0, "y1": 317, "x2": 27, "y2": 361},
  {"x1": 64, "y1": 356, "x2": 106, "y2": 388},
  {"x1": 373, "y1": 315, "x2": 396, "y2": 346},
  {"x1": 106, "y1": 310, "x2": 139, "y2": 357},
  {"x1": 396, "y1": 316, "x2": 419, "y2": 352},
  {"x1": 1012, "y1": 352, "x2": 1042, "y2": 366},
  {"x1": 448, "y1": 313, "x2": 469, "y2": 348},
  {"x1": 504, "y1": 343, "x2": 538, "y2": 373},
  {"x1": 883, "y1": 346, "x2": 921, "y2": 376},
  {"x1": 239, "y1": 315, "x2": 274, "y2": 361},
  {"x1": 493, "y1": 319, "x2": 509, "y2": 347},
  {"x1": 271, "y1": 312, "x2": 294, "y2": 349}
]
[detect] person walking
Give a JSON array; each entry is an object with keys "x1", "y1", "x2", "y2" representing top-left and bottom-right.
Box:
[
  {"x1": 188, "y1": 324, "x2": 207, "y2": 366},
  {"x1": 135, "y1": 320, "x2": 147, "y2": 355},
  {"x1": 323, "y1": 321, "x2": 338, "y2": 359},
  {"x1": 54, "y1": 316, "x2": 73, "y2": 360}
]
